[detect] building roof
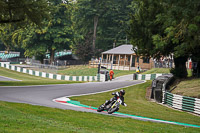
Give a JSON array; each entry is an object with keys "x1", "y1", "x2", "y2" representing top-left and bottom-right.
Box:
[{"x1": 102, "y1": 44, "x2": 135, "y2": 55}]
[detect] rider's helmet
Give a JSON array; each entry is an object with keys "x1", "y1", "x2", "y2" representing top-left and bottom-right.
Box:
[{"x1": 120, "y1": 89, "x2": 125, "y2": 96}]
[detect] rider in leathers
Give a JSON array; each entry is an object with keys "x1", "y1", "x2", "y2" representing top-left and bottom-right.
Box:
[{"x1": 104, "y1": 89, "x2": 127, "y2": 107}]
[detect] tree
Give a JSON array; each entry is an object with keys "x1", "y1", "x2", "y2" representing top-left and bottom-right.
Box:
[
  {"x1": 0, "y1": 40, "x2": 5, "y2": 50},
  {"x1": 128, "y1": 0, "x2": 164, "y2": 57},
  {"x1": 74, "y1": 0, "x2": 108, "y2": 56},
  {"x1": 21, "y1": 0, "x2": 74, "y2": 64},
  {"x1": 96, "y1": 0, "x2": 133, "y2": 50},
  {"x1": 73, "y1": 0, "x2": 133, "y2": 59},
  {"x1": 0, "y1": 25, "x2": 15, "y2": 51},
  {"x1": 74, "y1": 31, "x2": 93, "y2": 62},
  {"x1": 153, "y1": 0, "x2": 200, "y2": 78},
  {"x1": 0, "y1": 0, "x2": 50, "y2": 26},
  {"x1": 0, "y1": 24, "x2": 26, "y2": 53},
  {"x1": 0, "y1": 0, "x2": 51, "y2": 55},
  {"x1": 128, "y1": 0, "x2": 200, "y2": 78}
]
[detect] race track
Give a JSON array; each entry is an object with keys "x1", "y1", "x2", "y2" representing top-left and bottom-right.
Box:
[
  {"x1": 0, "y1": 76, "x2": 21, "y2": 81},
  {"x1": 0, "y1": 74, "x2": 143, "y2": 112},
  {"x1": 0, "y1": 74, "x2": 199, "y2": 128}
]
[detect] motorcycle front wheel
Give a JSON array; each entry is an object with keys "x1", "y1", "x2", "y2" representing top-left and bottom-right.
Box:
[{"x1": 107, "y1": 105, "x2": 119, "y2": 114}]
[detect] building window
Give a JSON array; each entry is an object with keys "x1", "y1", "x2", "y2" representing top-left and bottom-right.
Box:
[
  {"x1": 143, "y1": 57, "x2": 150, "y2": 63},
  {"x1": 137, "y1": 57, "x2": 139, "y2": 63},
  {"x1": 109, "y1": 55, "x2": 112, "y2": 61},
  {"x1": 103, "y1": 54, "x2": 106, "y2": 60},
  {"x1": 113, "y1": 56, "x2": 116, "y2": 64},
  {"x1": 128, "y1": 56, "x2": 130, "y2": 61}
]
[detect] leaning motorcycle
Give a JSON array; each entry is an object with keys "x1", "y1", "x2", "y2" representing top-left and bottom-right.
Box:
[{"x1": 97, "y1": 98, "x2": 123, "y2": 114}]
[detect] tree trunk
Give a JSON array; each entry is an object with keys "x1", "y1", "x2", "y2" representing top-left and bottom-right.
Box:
[
  {"x1": 196, "y1": 61, "x2": 200, "y2": 78},
  {"x1": 36, "y1": 55, "x2": 45, "y2": 64},
  {"x1": 50, "y1": 49, "x2": 55, "y2": 65},
  {"x1": 92, "y1": 16, "x2": 98, "y2": 56},
  {"x1": 172, "y1": 56, "x2": 188, "y2": 78},
  {"x1": 191, "y1": 59, "x2": 200, "y2": 78}
]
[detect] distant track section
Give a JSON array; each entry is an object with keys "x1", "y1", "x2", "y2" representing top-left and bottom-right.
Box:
[{"x1": 0, "y1": 76, "x2": 21, "y2": 81}]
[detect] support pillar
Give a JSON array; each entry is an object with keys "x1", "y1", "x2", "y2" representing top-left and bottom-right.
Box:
[
  {"x1": 111, "y1": 54, "x2": 114, "y2": 69},
  {"x1": 130, "y1": 55, "x2": 133, "y2": 70},
  {"x1": 101, "y1": 54, "x2": 103, "y2": 64},
  {"x1": 118, "y1": 55, "x2": 120, "y2": 70},
  {"x1": 106, "y1": 54, "x2": 108, "y2": 63},
  {"x1": 108, "y1": 54, "x2": 111, "y2": 68},
  {"x1": 124, "y1": 55, "x2": 126, "y2": 70}
]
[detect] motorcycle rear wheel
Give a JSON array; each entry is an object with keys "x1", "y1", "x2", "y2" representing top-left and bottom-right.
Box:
[{"x1": 97, "y1": 105, "x2": 104, "y2": 112}]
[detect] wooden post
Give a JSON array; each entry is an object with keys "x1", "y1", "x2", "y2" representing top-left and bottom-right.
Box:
[
  {"x1": 108, "y1": 54, "x2": 111, "y2": 69},
  {"x1": 106, "y1": 54, "x2": 108, "y2": 63},
  {"x1": 101, "y1": 54, "x2": 103, "y2": 64},
  {"x1": 112, "y1": 54, "x2": 114, "y2": 63},
  {"x1": 118, "y1": 55, "x2": 120, "y2": 70},
  {"x1": 130, "y1": 55, "x2": 133, "y2": 70},
  {"x1": 112, "y1": 54, "x2": 114, "y2": 69},
  {"x1": 124, "y1": 55, "x2": 126, "y2": 70}
]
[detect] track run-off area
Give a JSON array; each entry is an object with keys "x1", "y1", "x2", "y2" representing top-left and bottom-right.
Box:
[{"x1": 0, "y1": 74, "x2": 199, "y2": 128}]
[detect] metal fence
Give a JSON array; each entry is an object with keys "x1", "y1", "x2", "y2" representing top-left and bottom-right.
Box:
[
  {"x1": 44, "y1": 59, "x2": 87, "y2": 66},
  {"x1": 31, "y1": 63, "x2": 58, "y2": 74},
  {"x1": 30, "y1": 59, "x2": 88, "y2": 74}
]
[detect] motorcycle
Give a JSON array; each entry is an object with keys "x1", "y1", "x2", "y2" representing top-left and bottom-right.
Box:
[{"x1": 97, "y1": 98, "x2": 123, "y2": 114}]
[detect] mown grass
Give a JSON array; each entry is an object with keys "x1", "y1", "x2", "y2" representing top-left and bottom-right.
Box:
[
  {"x1": 112, "y1": 69, "x2": 135, "y2": 77},
  {"x1": 0, "y1": 66, "x2": 134, "y2": 86},
  {"x1": 142, "y1": 68, "x2": 192, "y2": 77},
  {"x1": 0, "y1": 67, "x2": 199, "y2": 132},
  {"x1": 0, "y1": 101, "x2": 200, "y2": 133},
  {"x1": 71, "y1": 81, "x2": 200, "y2": 126},
  {"x1": 58, "y1": 66, "x2": 98, "y2": 76},
  {"x1": 142, "y1": 68, "x2": 171, "y2": 74},
  {"x1": 58, "y1": 65, "x2": 135, "y2": 77},
  {"x1": 172, "y1": 78, "x2": 200, "y2": 98},
  {"x1": 0, "y1": 67, "x2": 81, "y2": 86},
  {"x1": 142, "y1": 68, "x2": 198, "y2": 97}
]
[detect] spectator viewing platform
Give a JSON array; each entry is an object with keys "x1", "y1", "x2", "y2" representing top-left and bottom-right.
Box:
[
  {"x1": 0, "y1": 51, "x2": 20, "y2": 61},
  {"x1": 46, "y1": 51, "x2": 72, "y2": 59},
  {"x1": 100, "y1": 44, "x2": 154, "y2": 71}
]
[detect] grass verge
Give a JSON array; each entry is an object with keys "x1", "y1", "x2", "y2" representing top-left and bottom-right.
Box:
[
  {"x1": 0, "y1": 67, "x2": 81, "y2": 86},
  {"x1": 142, "y1": 68, "x2": 198, "y2": 98},
  {"x1": 0, "y1": 67, "x2": 199, "y2": 132},
  {"x1": 142, "y1": 68, "x2": 192, "y2": 77},
  {"x1": 58, "y1": 65, "x2": 135, "y2": 77},
  {"x1": 142, "y1": 68, "x2": 170, "y2": 74},
  {"x1": 71, "y1": 81, "x2": 200, "y2": 126},
  {"x1": 0, "y1": 101, "x2": 200, "y2": 133},
  {"x1": 171, "y1": 78, "x2": 200, "y2": 98},
  {"x1": 58, "y1": 66, "x2": 98, "y2": 76}
]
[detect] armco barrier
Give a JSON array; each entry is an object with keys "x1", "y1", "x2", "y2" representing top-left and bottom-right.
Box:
[
  {"x1": 135, "y1": 73, "x2": 163, "y2": 80},
  {"x1": 134, "y1": 73, "x2": 200, "y2": 115},
  {"x1": 0, "y1": 63, "x2": 105, "y2": 82},
  {"x1": 164, "y1": 92, "x2": 200, "y2": 115}
]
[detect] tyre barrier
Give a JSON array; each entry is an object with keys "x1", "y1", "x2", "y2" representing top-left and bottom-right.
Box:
[{"x1": 0, "y1": 62, "x2": 105, "y2": 82}]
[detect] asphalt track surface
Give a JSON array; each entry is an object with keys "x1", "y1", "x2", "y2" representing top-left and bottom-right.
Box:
[
  {"x1": 0, "y1": 74, "x2": 142, "y2": 112},
  {"x1": 0, "y1": 74, "x2": 199, "y2": 128},
  {"x1": 0, "y1": 76, "x2": 21, "y2": 81}
]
